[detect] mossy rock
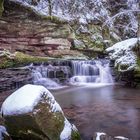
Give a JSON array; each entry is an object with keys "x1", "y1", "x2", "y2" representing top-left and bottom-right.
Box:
[
  {"x1": 0, "y1": 51, "x2": 51, "y2": 68},
  {"x1": 42, "y1": 16, "x2": 68, "y2": 24},
  {"x1": 2, "y1": 85, "x2": 81, "y2": 140},
  {"x1": 137, "y1": 57, "x2": 140, "y2": 68},
  {"x1": 71, "y1": 129, "x2": 81, "y2": 140},
  {"x1": 4, "y1": 100, "x2": 64, "y2": 140}
]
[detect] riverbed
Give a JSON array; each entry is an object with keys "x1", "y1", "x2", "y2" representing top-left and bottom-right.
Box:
[{"x1": 51, "y1": 85, "x2": 140, "y2": 140}]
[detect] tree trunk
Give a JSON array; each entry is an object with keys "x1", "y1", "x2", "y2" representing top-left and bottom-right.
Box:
[
  {"x1": 48, "y1": 0, "x2": 52, "y2": 16},
  {"x1": 137, "y1": 14, "x2": 140, "y2": 38}
]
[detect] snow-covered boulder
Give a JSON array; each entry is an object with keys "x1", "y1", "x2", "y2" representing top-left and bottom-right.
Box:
[
  {"x1": 1, "y1": 84, "x2": 80, "y2": 140},
  {"x1": 106, "y1": 38, "x2": 139, "y2": 72}
]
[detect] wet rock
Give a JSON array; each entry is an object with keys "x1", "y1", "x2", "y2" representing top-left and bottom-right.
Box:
[
  {"x1": 0, "y1": 68, "x2": 32, "y2": 93},
  {"x1": 32, "y1": 64, "x2": 72, "y2": 84},
  {"x1": 1, "y1": 84, "x2": 81, "y2": 140}
]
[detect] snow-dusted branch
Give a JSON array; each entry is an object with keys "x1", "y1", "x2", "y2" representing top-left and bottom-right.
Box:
[{"x1": 103, "y1": 10, "x2": 140, "y2": 28}]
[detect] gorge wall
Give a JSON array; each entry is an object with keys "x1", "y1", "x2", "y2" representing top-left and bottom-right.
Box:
[{"x1": 0, "y1": 0, "x2": 73, "y2": 57}]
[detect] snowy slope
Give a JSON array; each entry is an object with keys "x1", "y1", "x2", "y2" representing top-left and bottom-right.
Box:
[{"x1": 106, "y1": 38, "x2": 139, "y2": 72}]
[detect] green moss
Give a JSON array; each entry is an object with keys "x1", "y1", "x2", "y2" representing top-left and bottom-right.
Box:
[
  {"x1": 0, "y1": 0, "x2": 4, "y2": 17},
  {"x1": 134, "y1": 57, "x2": 140, "y2": 76},
  {"x1": 72, "y1": 24, "x2": 104, "y2": 52},
  {"x1": 15, "y1": 52, "x2": 49, "y2": 64},
  {"x1": 0, "y1": 56, "x2": 15, "y2": 69},
  {"x1": 0, "y1": 52, "x2": 50, "y2": 69},
  {"x1": 76, "y1": 33, "x2": 104, "y2": 51},
  {"x1": 42, "y1": 16, "x2": 67, "y2": 24},
  {"x1": 71, "y1": 129, "x2": 81, "y2": 140},
  {"x1": 137, "y1": 57, "x2": 140, "y2": 67}
]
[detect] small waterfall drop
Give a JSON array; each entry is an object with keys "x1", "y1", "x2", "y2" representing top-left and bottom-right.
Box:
[
  {"x1": 30, "y1": 59, "x2": 113, "y2": 88},
  {"x1": 31, "y1": 63, "x2": 71, "y2": 89},
  {"x1": 70, "y1": 60, "x2": 113, "y2": 85},
  {"x1": 31, "y1": 64, "x2": 61, "y2": 89}
]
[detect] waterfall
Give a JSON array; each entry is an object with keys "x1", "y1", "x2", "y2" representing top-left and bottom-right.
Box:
[
  {"x1": 31, "y1": 59, "x2": 113, "y2": 88},
  {"x1": 31, "y1": 63, "x2": 71, "y2": 89},
  {"x1": 70, "y1": 60, "x2": 113, "y2": 85},
  {"x1": 31, "y1": 64, "x2": 60, "y2": 89}
]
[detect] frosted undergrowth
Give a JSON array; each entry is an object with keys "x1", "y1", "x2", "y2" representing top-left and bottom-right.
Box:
[{"x1": 106, "y1": 38, "x2": 139, "y2": 72}]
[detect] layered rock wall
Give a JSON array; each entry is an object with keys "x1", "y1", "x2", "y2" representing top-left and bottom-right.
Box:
[
  {"x1": 0, "y1": 19, "x2": 71, "y2": 57},
  {"x1": 0, "y1": 1, "x2": 72, "y2": 57}
]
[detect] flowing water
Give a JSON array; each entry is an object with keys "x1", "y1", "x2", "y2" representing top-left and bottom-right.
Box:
[
  {"x1": 31, "y1": 59, "x2": 113, "y2": 88},
  {"x1": 70, "y1": 60, "x2": 113, "y2": 85}
]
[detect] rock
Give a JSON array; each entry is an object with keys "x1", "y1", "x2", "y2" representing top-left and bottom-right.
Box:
[
  {"x1": 93, "y1": 132, "x2": 130, "y2": 140},
  {"x1": 73, "y1": 40, "x2": 86, "y2": 49},
  {"x1": 0, "y1": 51, "x2": 50, "y2": 68},
  {"x1": 47, "y1": 50, "x2": 87, "y2": 59},
  {"x1": 40, "y1": 38, "x2": 71, "y2": 50},
  {"x1": 1, "y1": 84, "x2": 81, "y2": 140},
  {"x1": 0, "y1": 0, "x2": 72, "y2": 58},
  {"x1": 0, "y1": 68, "x2": 32, "y2": 93}
]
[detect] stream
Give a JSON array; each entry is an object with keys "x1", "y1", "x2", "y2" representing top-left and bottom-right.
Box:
[
  {"x1": 51, "y1": 85, "x2": 140, "y2": 140},
  {"x1": 31, "y1": 59, "x2": 140, "y2": 140}
]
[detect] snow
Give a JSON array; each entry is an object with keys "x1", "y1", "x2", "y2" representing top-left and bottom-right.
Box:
[
  {"x1": 106, "y1": 38, "x2": 139, "y2": 72},
  {"x1": 60, "y1": 119, "x2": 72, "y2": 140},
  {"x1": 96, "y1": 132, "x2": 106, "y2": 140},
  {"x1": 1, "y1": 84, "x2": 62, "y2": 116},
  {"x1": 60, "y1": 118, "x2": 77, "y2": 140},
  {"x1": 0, "y1": 125, "x2": 9, "y2": 140},
  {"x1": 115, "y1": 136, "x2": 129, "y2": 140},
  {"x1": 95, "y1": 132, "x2": 129, "y2": 140}
]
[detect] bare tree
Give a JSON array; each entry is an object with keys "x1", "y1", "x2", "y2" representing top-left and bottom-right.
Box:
[{"x1": 47, "y1": 0, "x2": 52, "y2": 16}]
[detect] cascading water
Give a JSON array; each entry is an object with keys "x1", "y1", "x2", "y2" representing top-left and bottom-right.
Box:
[
  {"x1": 30, "y1": 63, "x2": 71, "y2": 89},
  {"x1": 30, "y1": 59, "x2": 113, "y2": 88},
  {"x1": 70, "y1": 59, "x2": 113, "y2": 85},
  {"x1": 31, "y1": 64, "x2": 60, "y2": 89}
]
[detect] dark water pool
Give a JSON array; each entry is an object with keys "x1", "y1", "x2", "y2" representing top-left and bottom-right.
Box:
[{"x1": 51, "y1": 85, "x2": 140, "y2": 140}]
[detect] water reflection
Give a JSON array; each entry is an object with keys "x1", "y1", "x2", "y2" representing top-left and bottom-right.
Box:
[{"x1": 51, "y1": 85, "x2": 140, "y2": 140}]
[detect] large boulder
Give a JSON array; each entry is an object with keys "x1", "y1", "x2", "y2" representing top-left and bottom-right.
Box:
[{"x1": 1, "y1": 84, "x2": 80, "y2": 140}]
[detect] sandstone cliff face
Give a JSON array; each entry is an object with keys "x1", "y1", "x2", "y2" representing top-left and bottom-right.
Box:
[{"x1": 0, "y1": 0, "x2": 72, "y2": 57}]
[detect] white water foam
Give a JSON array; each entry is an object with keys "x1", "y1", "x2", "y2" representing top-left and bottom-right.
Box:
[{"x1": 70, "y1": 60, "x2": 114, "y2": 86}]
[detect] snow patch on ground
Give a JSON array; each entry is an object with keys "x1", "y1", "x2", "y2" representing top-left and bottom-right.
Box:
[
  {"x1": 95, "y1": 132, "x2": 129, "y2": 140},
  {"x1": 1, "y1": 84, "x2": 62, "y2": 116},
  {"x1": 96, "y1": 132, "x2": 106, "y2": 140},
  {"x1": 115, "y1": 136, "x2": 129, "y2": 140},
  {"x1": 106, "y1": 38, "x2": 139, "y2": 72},
  {"x1": 0, "y1": 125, "x2": 9, "y2": 140}
]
